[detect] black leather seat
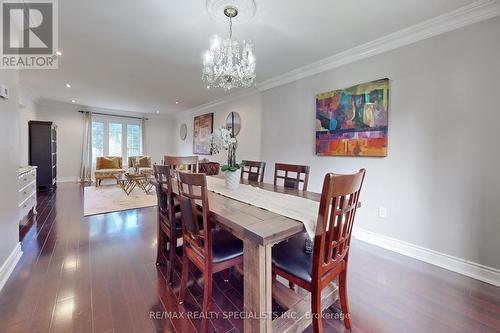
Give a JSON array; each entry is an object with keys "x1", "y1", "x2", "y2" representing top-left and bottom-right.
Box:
[
  {"x1": 172, "y1": 212, "x2": 183, "y2": 231},
  {"x1": 212, "y1": 229, "x2": 243, "y2": 263},
  {"x1": 272, "y1": 232, "x2": 313, "y2": 283}
]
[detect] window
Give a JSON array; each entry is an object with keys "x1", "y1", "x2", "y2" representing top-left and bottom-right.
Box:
[
  {"x1": 92, "y1": 121, "x2": 104, "y2": 166},
  {"x1": 91, "y1": 116, "x2": 142, "y2": 167},
  {"x1": 108, "y1": 123, "x2": 123, "y2": 156},
  {"x1": 127, "y1": 124, "x2": 141, "y2": 157}
]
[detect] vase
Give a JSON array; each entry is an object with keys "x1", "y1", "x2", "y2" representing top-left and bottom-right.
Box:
[{"x1": 224, "y1": 168, "x2": 241, "y2": 190}]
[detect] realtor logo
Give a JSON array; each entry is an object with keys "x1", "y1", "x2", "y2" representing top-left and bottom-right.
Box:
[{"x1": 1, "y1": 0, "x2": 58, "y2": 69}]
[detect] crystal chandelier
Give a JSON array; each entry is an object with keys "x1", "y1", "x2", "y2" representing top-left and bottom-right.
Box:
[{"x1": 202, "y1": 6, "x2": 256, "y2": 90}]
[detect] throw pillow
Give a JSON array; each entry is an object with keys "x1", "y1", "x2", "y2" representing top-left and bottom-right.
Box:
[
  {"x1": 100, "y1": 157, "x2": 119, "y2": 169},
  {"x1": 138, "y1": 157, "x2": 150, "y2": 168}
]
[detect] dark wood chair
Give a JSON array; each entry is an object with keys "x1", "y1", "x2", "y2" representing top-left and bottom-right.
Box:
[
  {"x1": 153, "y1": 165, "x2": 182, "y2": 286},
  {"x1": 176, "y1": 172, "x2": 243, "y2": 333},
  {"x1": 241, "y1": 160, "x2": 266, "y2": 183},
  {"x1": 163, "y1": 155, "x2": 199, "y2": 173},
  {"x1": 199, "y1": 161, "x2": 220, "y2": 175},
  {"x1": 272, "y1": 169, "x2": 366, "y2": 332},
  {"x1": 274, "y1": 163, "x2": 310, "y2": 191}
]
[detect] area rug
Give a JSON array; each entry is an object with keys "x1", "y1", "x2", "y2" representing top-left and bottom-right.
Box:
[{"x1": 84, "y1": 185, "x2": 157, "y2": 216}]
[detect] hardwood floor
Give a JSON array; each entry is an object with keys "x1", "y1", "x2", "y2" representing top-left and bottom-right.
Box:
[{"x1": 1, "y1": 183, "x2": 499, "y2": 333}]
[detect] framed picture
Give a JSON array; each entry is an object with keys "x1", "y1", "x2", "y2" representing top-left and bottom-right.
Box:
[
  {"x1": 193, "y1": 113, "x2": 214, "y2": 155},
  {"x1": 315, "y1": 78, "x2": 389, "y2": 157}
]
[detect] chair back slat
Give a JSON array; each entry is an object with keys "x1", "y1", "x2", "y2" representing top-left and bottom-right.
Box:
[
  {"x1": 177, "y1": 171, "x2": 211, "y2": 261},
  {"x1": 274, "y1": 163, "x2": 310, "y2": 191},
  {"x1": 312, "y1": 169, "x2": 366, "y2": 279},
  {"x1": 241, "y1": 160, "x2": 266, "y2": 183},
  {"x1": 164, "y1": 155, "x2": 199, "y2": 173},
  {"x1": 153, "y1": 165, "x2": 175, "y2": 221}
]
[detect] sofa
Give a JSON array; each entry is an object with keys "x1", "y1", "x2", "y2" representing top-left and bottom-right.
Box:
[
  {"x1": 95, "y1": 156, "x2": 125, "y2": 187},
  {"x1": 128, "y1": 156, "x2": 153, "y2": 175}
]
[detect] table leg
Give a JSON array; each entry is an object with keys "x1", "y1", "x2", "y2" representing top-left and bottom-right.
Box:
[
  {"x1": 244, "y1": 240, "x2": 272, "y2": 333},
  {"x1": 136, "y1": 178, "x2": 153, "y2": 193}
]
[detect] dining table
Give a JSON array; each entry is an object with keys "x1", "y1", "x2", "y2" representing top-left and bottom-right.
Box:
[{"x1": 170, "y1": 176, "x2": 340, "y2": 333}]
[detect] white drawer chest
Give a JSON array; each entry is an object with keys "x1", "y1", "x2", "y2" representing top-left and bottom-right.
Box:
[{"x1": 19, "y1": 166, "x2": 37, "y2": 223}]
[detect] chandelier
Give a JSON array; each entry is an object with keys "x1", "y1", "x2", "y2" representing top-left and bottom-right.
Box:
[{"x1": 202, "y1": 6, "x2": 256, "y2": 90}]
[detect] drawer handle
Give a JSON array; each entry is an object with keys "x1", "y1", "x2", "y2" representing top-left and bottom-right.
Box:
[{"x1": 23, "y1": 191, "x2": 27, "y2": 195}]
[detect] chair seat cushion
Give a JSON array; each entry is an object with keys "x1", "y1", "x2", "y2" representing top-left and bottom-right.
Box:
[
  {"x1": 173, "y1": 212, "x2": 183, "y2": 231},
  {"x1": 272, "y1": 232, "x2": 313, "y2": 283},
  {"x1": 212, "y1": 229, "x2": 243, "y2": 264},
  {"x1": 95, "y1": 168, "x2": 125, "y2": 174},
  {"x1": 128, "y1": 167, "x2": 153, "y2": 174}
]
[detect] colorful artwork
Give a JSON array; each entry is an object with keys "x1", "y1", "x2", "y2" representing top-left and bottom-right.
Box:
[
  {"x1": 315, "y1": 79, "x2": 389, "y2": 157},
  {"x1": 193, "y1": 113, "x2": 214, "y2": 155}
]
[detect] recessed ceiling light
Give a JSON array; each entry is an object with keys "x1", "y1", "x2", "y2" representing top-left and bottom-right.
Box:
[
  {"x1": 65, "y1": 83, "x2": 71, "y2": 88},
  {"x1": 56, "y1": 51, "x2": 62, "y2": 56},
  {"x1": 206, "y1": 85, "x2": 210, "y2": 89},
  {"x1": 175, "y1": 101, "x2": 179, "y2": 105},
  {"x1": 71, "y1": 99, "x2": 76, "y2": 103},
  {"x1": 156, "y1": 110, "x2": 160, "y2": 114}
]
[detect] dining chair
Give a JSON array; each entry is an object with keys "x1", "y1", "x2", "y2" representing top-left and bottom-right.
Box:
[
  {"x1": 153, "y1": 164, "x2": 182, "y2": 286},
  {"x1": 163, "y1": 155, "x2": 199, "y2": 173},
  {"x1": 272, "y1": 169, "x2": 366, "y2": 332},
  {"x1": 176, "y1": 171, "x2": 243, "y2": 333},
  {"x1": 240, "y1": 160, "x2": 266, "y2": 183},
  {"x1": 274, "y1": 163, "x2": 310, "y2": 191}
]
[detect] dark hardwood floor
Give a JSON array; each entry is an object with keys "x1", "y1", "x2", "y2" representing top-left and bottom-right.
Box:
[{"x1": 1, "y1": 183, "x2": 499, "y2": 333}]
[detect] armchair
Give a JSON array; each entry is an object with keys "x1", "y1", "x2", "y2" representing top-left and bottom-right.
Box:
[{"x1": 94, "y1": 156, "x2": 125, "y2": 187}]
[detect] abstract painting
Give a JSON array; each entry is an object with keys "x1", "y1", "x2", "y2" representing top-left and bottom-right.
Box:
[
  {"x1": 193, "y1": 113, "x2": 214, "y2": 155},
  {"x1": 315, "y1": 79, "x2": 389, "y2": 157}
]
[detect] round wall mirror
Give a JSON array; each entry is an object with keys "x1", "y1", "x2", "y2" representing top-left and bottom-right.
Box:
[
  {"x1": 225, "y1": 112, "x2": 241, "y2": 137},
  {"x1": 179, "y1": 123, "x2": 187, "y2": 141}
]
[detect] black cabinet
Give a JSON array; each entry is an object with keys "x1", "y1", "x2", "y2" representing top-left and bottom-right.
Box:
[{"x1": 29, "y1": 121, "x2": 57, "y2": 190}]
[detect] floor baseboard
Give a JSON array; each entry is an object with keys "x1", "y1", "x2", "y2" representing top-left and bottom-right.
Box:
[
  {"x1": 56, "y1": 177, "x2": 80, "y2": 183},
  {"x1": 353, "y1": 227, "x2": 500, "y2": 288},
  {"x1": 0, "y1": 243, "x2": 23, "y2": 292}
]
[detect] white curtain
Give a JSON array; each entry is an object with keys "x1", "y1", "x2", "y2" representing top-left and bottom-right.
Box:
[
  {"x1": 141, "y1": 117, "x2": 146, "y2": 155},
  {"x1": 80, "y1": 111, "x2": 93, "y2": 182}
]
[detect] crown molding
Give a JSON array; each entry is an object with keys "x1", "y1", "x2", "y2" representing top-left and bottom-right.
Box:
[
  {"x1": 257, "y1": 0, "x2": 500, "y2": 91},
  {"x1": 177, "y1": 87, "x2": 260, "y2": 119},
  {"x1": 36, "y1": 99, "x2": 175, "y2": 120},
  {"x1": 180, "y1": 0, "x2": 500, "y2": 114}
]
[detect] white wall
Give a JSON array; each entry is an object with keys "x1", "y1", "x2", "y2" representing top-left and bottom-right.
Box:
[
  {"x1": 18, "y1": 87, "x2": 37, "y2": 166},
  {"x1": 174, "y1": 92, "x2": 262, "y2": 165},
  {"x1": 33, "y1": 101, "x2": 176, "y2": 181},
  {"x1": 0, "y1": 69, "x2": 21, "y2": 266},
  {"x1": 259, "y1": 17, "x2": 500, "y2": 270},
  {"x1": 144, "y1": 115, "x2": 176, "y2": 165},
  {"x1": 36, "y1": 102, "x2": 86, "y2": 181}
]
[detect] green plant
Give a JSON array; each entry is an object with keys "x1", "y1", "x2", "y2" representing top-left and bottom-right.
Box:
[
  {"x1": 220, "y1": 162, "x2": 245, "y2": 172},
  {"x1": 210, "y1": 127, "x2": 244, "y2": 172}
]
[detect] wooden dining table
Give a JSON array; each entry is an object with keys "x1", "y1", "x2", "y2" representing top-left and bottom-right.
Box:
[{"x1": 171, "y1": 177, "x2": 339, "y2": 333}]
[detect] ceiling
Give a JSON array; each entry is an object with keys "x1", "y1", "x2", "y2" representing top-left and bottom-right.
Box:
[{"x1": 20, "y1": 0, "x2": 477, "y2": 115}]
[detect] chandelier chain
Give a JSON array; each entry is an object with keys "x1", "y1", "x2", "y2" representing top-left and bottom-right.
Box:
[{"x1": 229, "y1": 16, "x2": 233, "y2": 39}]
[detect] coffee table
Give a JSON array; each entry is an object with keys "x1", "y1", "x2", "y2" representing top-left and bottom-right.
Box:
[{"x1": 116, "y1": 172, "x2": 154, "y2": 195}]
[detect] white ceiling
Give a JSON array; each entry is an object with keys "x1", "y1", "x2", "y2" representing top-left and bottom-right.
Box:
[{"x1": 20, "y1": 0, "x2": 477, "y2": 115}]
